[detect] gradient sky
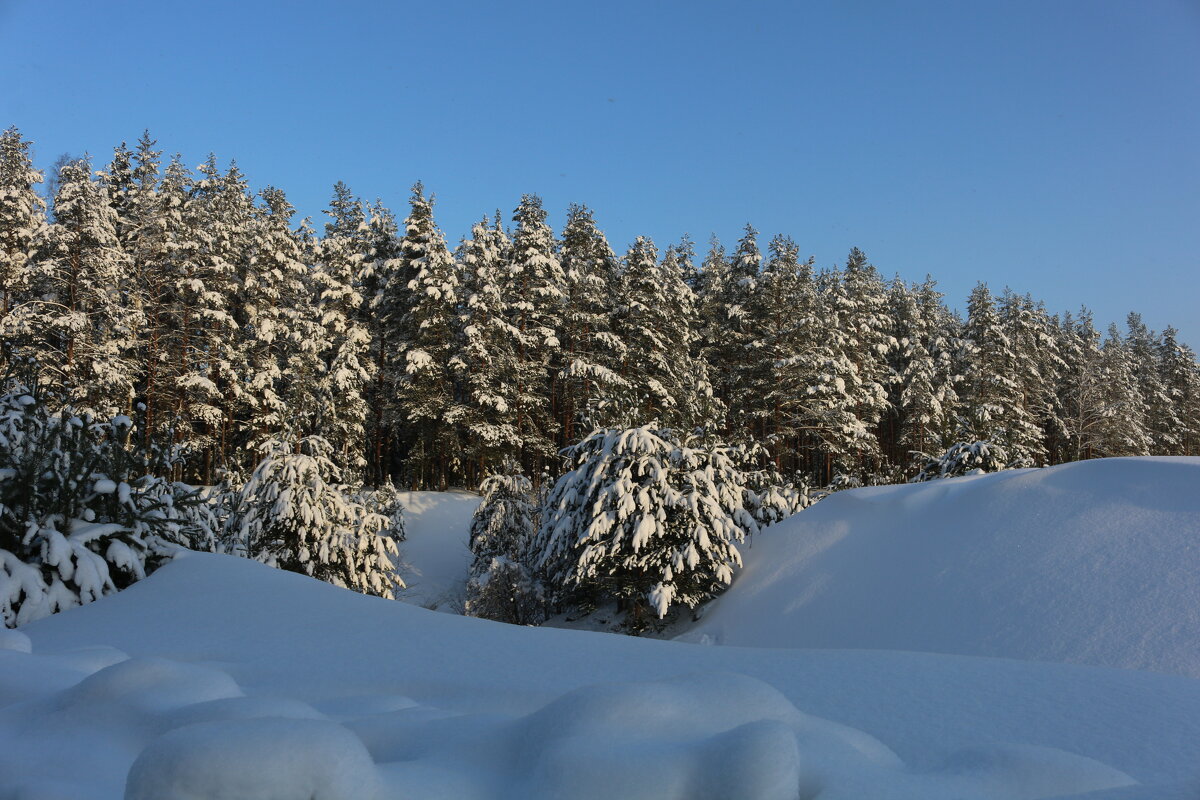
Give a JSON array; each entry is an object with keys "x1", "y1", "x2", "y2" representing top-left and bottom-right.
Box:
[{"x1": 2, "y1": 0, "x2": 1197, "y2": 344}]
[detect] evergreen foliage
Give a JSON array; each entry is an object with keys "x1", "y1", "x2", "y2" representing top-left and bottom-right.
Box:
[
  {"x1": 536, "y1": 427, "x2": 756, "y2": 626},
  {"x1": 465, "y1": 466, "x2": 543, "y2": 625}
]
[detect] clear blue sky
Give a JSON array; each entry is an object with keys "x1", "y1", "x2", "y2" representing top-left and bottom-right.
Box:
[{"x1": 2, "y1": 0, "x2": 1197, "y2": 344}]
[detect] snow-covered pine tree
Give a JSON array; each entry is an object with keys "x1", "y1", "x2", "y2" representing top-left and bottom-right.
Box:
[
  {"x1": 956, "y1": 283, "x2": 1029, "y2": 458},
  {"x1": 556, "y1": 204, "x2": 627, "y2": 442},
  {"x1": 911, "y1": 440, "x2": 1010, "y2": 482},
  {"x1": 1159, "y1": 326, "x2": 1200, "y2": 455},
  {"x1": 0, "y1": 127, "x2": 45, "y2": 325},
  {"x1": 308, "y1": 185, "x2": 374, "y2": 476},
  {"x1": 1094, "y1": 323, "x2": 1152, "y2": 456},
  {"x1": 0, "y1": 385, "x2": 200, "y2": 626},
  {"x1": 232, "y1": 186, "x2": 311, "y2": 462},
  {"x1": 465, "y1": 466, "x2": 544, "y2": 625},
  {"x1": 358, "y1": 200, "x2": 402, "y2": 485},
  {"x1": 453, "y1": 215, "x2": 522, "y2": 482},
  {"x1": 612, "y1": 236, "x2": 714, "y2": 430},
  {"x1": 997, "y1": 290, "x2": 1059, "y2": 464},
  {"x1": 506, "y1": 195, "x2": 565, "y2": 472},
  {"x1": 228, "y1": 436, "x2": 400, "y2": 598},
  {"x1": 697, "y1": 226, "x2": 760, "y2": 436},
  {"x1": 744, "y1": 235, "x2": 810, "y2": 470},
  {"x1": 4, "y1": 158, "x2": 133, "y2": 412},
  {"x1": 886, "y1": 278, "x2": 960, "y2": 471},
  {"x1": 1125, "y1": 313, "x2": 1180, "y2": 455},
  {"x1": 535, "y1": 426, "x2": 756, "y2": 627},
  {"x1": 394, "y1": 191, "x2": 463, "y2": 490}
]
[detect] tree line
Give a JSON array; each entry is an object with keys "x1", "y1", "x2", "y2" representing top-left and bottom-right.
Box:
[{"x1": 3, "y1": 126, "x2": 1198, "y2": 495}]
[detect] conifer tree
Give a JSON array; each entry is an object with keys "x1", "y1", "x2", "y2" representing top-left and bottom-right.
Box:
[
  {"x1": 453, "y1": 215, "x2": 522, "y2": 480},
  {"x1": 0, "y1": 127, "x2": 45, "y2": 327},
  {"x1": 536, "y1": 426, "x2": 755, "y2": 626},
  {"x1": 396, "y1": 216, "x2": 462, "y2": 489},
  {"x1": 506, "y1": 195, "x2": 564, "y2": 471},
  {"x1": 23, "y1": 158, "x2": 140, "y2": 413},
  {"x1": 465, "y1": 465, "x2": 543, "y2": 624},
  {"x1": 556, "y1": 204, "x2": 626, "y2": 441}
]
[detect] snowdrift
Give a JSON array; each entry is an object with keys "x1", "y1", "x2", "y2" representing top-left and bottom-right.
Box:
[
  {"x1": 684, "y1": 457, "x2": 1200, "y2": 676},
  {"x1": 5, "y1": 552, "x2": 1200, "y2": 798}
]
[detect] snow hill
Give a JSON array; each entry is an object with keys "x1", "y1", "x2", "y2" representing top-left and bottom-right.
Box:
[
  {"x1": 7, "y1": 552, "x2": 1200, "y2": 799},
  {"x1": 680, "y1": 458, "x2": 1200, "y2": 678}
]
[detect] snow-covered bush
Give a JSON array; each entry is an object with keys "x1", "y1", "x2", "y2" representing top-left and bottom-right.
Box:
[
  {"x1": 226, "y1": 436, "x2": 401, "y2": 599},
  {"x1": 351, "y1": 478, "x2": 406, "y2": 542},
  {"x1": 465, "y1": 467, "x2": 544, "y2": 625},
  {"x1": 911, "y1": 441, "x2": 1010, "y2": 482},
  {"x1": 0, "y1": 387, "x2": 200, "y2": 627},
  {"x1": 536, "y1": 427, "x2": 757, "y2": 628}
]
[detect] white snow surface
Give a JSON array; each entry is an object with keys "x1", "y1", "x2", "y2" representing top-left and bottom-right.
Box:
[
  {"x1": 2, "y1": 458, "x2": 1199, "y2": 797},
  {"x1": 0, "y1": 549, "x2": 1195, "y2": 798},
  {"x1": 393, "y1": 490, "x2": 480, "y2": 612},
  {"x1": 683, "y1": 457, "x2": 1200, "y2": 677}
]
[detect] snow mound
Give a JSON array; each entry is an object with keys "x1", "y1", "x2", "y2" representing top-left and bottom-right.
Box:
[
  {"x1": 125, "y1": 718, "x2": 382, "y2": 800},
  {"x1": 683, "y1": 457, "x2": 1200, "y2": 677},
  {"x1": 7, "y1": 552, "x2": 1199, "y2": 798}
]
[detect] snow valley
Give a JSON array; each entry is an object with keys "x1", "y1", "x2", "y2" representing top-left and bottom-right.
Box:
[{"x1": 4, "y1": 457, "x2": 1199, "y2": 799}]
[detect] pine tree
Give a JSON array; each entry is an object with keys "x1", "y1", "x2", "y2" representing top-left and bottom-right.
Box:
[
  {"x1": 536, "y1": 427, "x2": 755, "y2": 627},
  {"x1": 21, "y1": 157, "x2": 140, "y2": 414},
  {"x1": 613, "y1": 236, "x2": 714, "y2": 430},
  {"x1": 506, "y1": 195, "x2": 565, "y2": 471},
  {"x1": 453, "y1": 215, "x2": 522, "y2": 481},
  {"x1": 0, "y1": 128, "x2": 45, "y2": 325},
  {"x1": 465, "y1": 466, "x2": 543, "y2": 624},
  {"x1": 308, "y1": 185, "x2": 374, "y2": 476},
  {"x1": 395, "y1": 202, "x2": 463, "y2": 489},
  {"x1": 556, "y1": 204, "x2": 626, "y2": 442},
  {"x1": 0, "y1": 385, "x2": 200, "y2": 627},
  {"x1": 228, "y1": 436, "x2": 401, "y2": 598}
]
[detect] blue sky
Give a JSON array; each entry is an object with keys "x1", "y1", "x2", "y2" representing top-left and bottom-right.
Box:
[{"x1": 2, "y1": 0, "x2": 1197, "y2": 343}]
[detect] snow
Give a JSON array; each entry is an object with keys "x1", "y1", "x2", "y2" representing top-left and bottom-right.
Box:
[
  {"x1": 393, "y1": 490, "x2": 480, "y2": 611},
  {"x1": 1, "y1": 458, "x2": 1198, "y2": 797},
  {"x1": 682, "y1": 457, "x2": 1200, "y2": 677}
]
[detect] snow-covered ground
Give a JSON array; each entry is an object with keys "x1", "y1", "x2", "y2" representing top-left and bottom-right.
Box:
[
  {"x1": 393, "y1": 489, "x2": 480, "y2": 612},
  {"x1": 2, "y1": 457, "x2": 1199, "y2": 798},
  {"x1": 681, "y1": 457, "x2": 1200, "y2": 677}
]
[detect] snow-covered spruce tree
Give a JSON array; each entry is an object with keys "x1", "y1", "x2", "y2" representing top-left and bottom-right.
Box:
[
  {"x1": 452, "y1": 215, "x2": 522, "y2": 482},
  {"x1": 393, "y1": 190, "x2": 463, "y2": 490},
  {"x1": 536, "y1": 427, "x2": 756, "y2": 628},
  {"x1": 20, "y1": 158, "x2": 140, "y2": 415},
  {"x1": 227, "y1": 436, "x2": 400, "y2": 599},
  {"x1": 0, "y1": 127, "x2": 46, "y2": 324},
  {"x1": 309, "y1": 192, "x2": 373, "y2": 476},
  {"x1": 611, "y1": 237, "x2": 716, "y2": 431},
  {"x1": 556, "y1": 204, "x2": 627, "y2": 442},
  {"x1": 351, "y1": 476, "x2": 406, "y2": 542},
  {"x1": 911, "y1": 441, "x2": 1011, "y2": 482},
  {"x1": 465, "y1": 466, "x2": 544, "y2": 625},
  {"x1": 0, "y1": 385, "x2": 202, "y2": 627},
  {"x1": 506, "y1": 195, "x2": 565, "y2": 471}
]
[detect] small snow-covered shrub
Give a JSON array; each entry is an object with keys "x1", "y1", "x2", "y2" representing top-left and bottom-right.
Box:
[
  {"x1": 743, "y1": 469, "x2": 815, "y2": 528},
  {"x1": 911, "y1": 441, "x2": 1010, "y2": 482},
  {"x1": 0, "y1": 386, "x2": 200, "y2": 627},
  {"x1": 226, "y1": 436, "x2": 402, "y2": 599},
  {"x1": 465, "y1": 468, "x2": 544, "y2": 625},
  {"x1": 351, "y1": 478, "x2": 406, "y2": 542},
  {"x1": 536, "y1": 427, "x2": 757, "y2": 627}
]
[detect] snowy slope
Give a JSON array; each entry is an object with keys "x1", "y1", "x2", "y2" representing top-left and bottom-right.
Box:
[
  {"x1": 683, "y1": 457, "x2": 1200, "y2": 677},
  {"x1": 393, "y1": 490, "x2": 480, "y2": 612},
  {"x1": 7, "y1": 553, "x2": 1200, "y2": 799}
]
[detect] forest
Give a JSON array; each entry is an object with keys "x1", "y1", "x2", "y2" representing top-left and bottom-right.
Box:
[{"x1": 2, "y1": 125, "x2": 1198, "y2": 626}]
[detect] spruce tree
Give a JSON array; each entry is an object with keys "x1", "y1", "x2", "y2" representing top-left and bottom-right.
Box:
[{"x1": 506, "y1": 195, "x2": 564, "y2": 472}]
